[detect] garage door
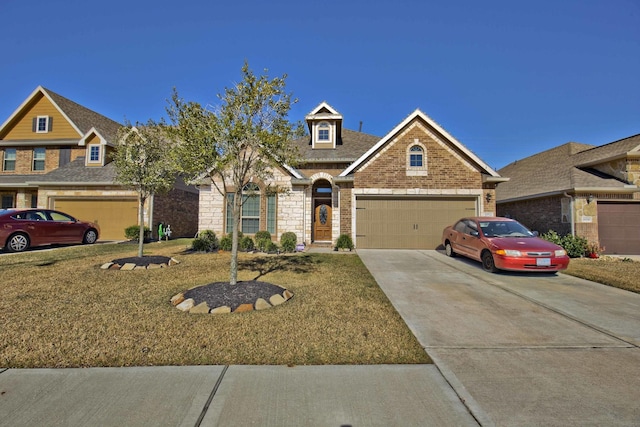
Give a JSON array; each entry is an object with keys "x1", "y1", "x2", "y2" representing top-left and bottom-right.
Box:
[
  {"x1": 53, "y1": 199, "x2": 138, "y2": 241},
  {"x1": 597, "y1": 202, "x2": 640, "y2": 255},
  {"x1": 356, "y1": 197, "x2": 477, "y2": 249}
]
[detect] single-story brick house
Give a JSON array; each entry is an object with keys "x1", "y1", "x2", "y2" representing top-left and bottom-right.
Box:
[
  {"x1": 497, "y1": 134, "x2": 640, "y2": 254},
  {"x1": 198, "y1": 102, "x2": 506, "y2": 249},
  {"x1": 0, "y1": 86, "x2": 198, "y2": 240}
]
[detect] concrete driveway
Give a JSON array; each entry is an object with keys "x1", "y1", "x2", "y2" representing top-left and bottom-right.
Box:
[{"x1": 358, "y1": 249, "x2": 640, "y2": 426}]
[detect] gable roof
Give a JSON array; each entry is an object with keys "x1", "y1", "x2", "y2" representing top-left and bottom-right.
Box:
[
  {"x1": 0, "y1": 86, "x2": 122, "y2": 144},
  {"x1": 497, "y1": 135, "x2": 640, "y2": 202},
  {"x1": 340, "y1": 109, "x2": 500, "y2": 178}
]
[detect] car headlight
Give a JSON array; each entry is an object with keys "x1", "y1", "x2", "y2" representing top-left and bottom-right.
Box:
[
  {"x1": 496, "y1": 249, "x2": 522, "y2": 257},
  {"x1": 555, "y1": 249, "x2": 567, "y2": 257}
]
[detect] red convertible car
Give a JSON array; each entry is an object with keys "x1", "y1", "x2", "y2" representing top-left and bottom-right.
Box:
[
  {"x1": 0, "y1": 208, "x2": 99, "y2": 253},
  {"x1": 442, "y1": 217, "x2": 569, "y2": 273}
]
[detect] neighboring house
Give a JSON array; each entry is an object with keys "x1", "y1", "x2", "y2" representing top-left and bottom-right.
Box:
[
  {"x1": 497, "y1": 134, "x2": 640, "y2": 254},
  {"x1": 0, "y1": 86, "x2": 198, "y2": 240},
  {"x1": 198, "y1": 102, "x2": 506, "y2": 249}
]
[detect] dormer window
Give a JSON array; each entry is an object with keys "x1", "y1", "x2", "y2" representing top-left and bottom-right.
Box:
[
  {"x1": 317, "y1": 122, "x2": 330, "y2": 142},
  {"x1": 88, "y1": 145, "x2": 101, "y2": 164}
]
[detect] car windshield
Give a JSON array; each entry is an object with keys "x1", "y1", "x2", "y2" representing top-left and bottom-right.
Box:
[{"x1": 479, "y1": 221, "x2": 534, "y2": 238}]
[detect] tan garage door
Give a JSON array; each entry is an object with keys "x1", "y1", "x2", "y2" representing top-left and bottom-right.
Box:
[
  {"x1": 356, "y1": 197, "x2": 477, "y2": 249},
  {"x1": 54, "y1": 198, "x2": 138, "y2": 241},
  {"x1": 597, "y1": 202, "x2": 640, "y2": 255}
]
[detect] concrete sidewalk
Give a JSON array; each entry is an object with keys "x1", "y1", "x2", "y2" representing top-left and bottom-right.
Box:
[{"x1": 0, "y1": 365, "x2": 477, "y2": 427}]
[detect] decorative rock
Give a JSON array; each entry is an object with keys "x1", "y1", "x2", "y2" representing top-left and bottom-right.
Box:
[
  {"x1": 269, "y1": 294, "x2": 286, "y2": 306},
  {"x1": 147, "y1": 264, "x2": 162, "y2": 269},
  {"x1": 283, "y1": 290, "x2": 294, "y2": 300},
  {"x1": 120, "y1": 263, "x2": 137, "y2": 271},
  {"x1": 100, "y1": 262, "x2": 114, "y2": 270},
  {"x1": 190, "y1": 302, "x2": 210, "y2": 314},
  {"x1": 255, "y1": 298, "x2": 271, "y2": 310},
  {"x1": 176, "y1": 298, "x2": 195, "y2": 312},
  {"x1": 170, "y1": 293, "x2": 185, "y2": 306},
  {"x1": 234, "y1": 303, "x2": 254, "y2": 313},
  {"x1": 134, "y1": 265, "x2": 146, "y2": 270},
  {"x1": 169, "y1": 258, "x2": 181, "y2": 265},
  {"x1": 211, "y1": 306, "x2": 231, "y2": 314},
  {"x1": 109, "y1": 264, "x2": 121, "y2": 270}
]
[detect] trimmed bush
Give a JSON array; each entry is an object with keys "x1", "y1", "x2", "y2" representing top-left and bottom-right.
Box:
[
  {"x1": 240, "y1": 235, "x2": 255, "y2": 251},
  {"x1": 335, "y1": 234, "x2": 354, "y2": 251},
  {"x1": 280, "y1": 232, "x2": 297, "y2": 252},
  {"x1": 541, "y1": 230, "x2": 588, "y2": 258},
  {"x1": 124, "y1": 225, "x2": 150, "y2": 241},
  {"x1": 255, "y1": 230, "x2": 272, "y2": 252},
  {"x1": 191, "y1": 230, "x2": 219, "y2": 252},
  {"x1": 265, "y1": 240, "x2": 279, "y2": 253},
  {"x1": 219, "y1": 235, "x2": 232, "y2": 251}
]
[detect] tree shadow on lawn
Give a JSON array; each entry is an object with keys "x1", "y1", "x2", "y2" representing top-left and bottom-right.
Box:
[{"x1": 238, "y1": 254, "x2": 319, "y2": 280}]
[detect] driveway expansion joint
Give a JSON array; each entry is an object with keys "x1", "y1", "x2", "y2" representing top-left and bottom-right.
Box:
[{"x1": 194, "y1": 365, "x2": 229, "y2": 427}]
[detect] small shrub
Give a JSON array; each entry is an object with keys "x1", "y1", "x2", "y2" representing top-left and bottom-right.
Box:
[
  {"x1": 541, "y1": 230, "x2": 588, "y2": 258},
  {"x1": 219, "y1": 235, "x2": 232, "y2": 251},
  {"x1": 280, "y1": 232, "x2": 297, "y2": 252},
  {"x1": 240, "y1": 235, "x2": 255, "y2": 251},
  {"x1": 124, "y1": 225, "x2": 150, "y2": 241},
  {"x1": 335, "y1": 234, "x2": 354, "y2": 251},
  {"x1": 254, "y1": 230, "x2": 272, "y2": 252},
  {"x1": 265, "y1": 240, "x2": 279, "y2": 253},
  {"x1": 191, "y1": 230, "x2": 219, "y2": 252}
]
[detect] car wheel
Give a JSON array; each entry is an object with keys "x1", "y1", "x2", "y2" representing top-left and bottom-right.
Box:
[
  {"x1": 482, "y1": 251, "x2": 498, "y2": 273},
  {"x1": 83, "y1": 229, "x2": 98, "y2": 244},
  {"x1": 7, "y1": 233, "x2": 30, "y2": 252},
  {"x1": 445, "y1": 241, "x2": 456, "y2": 257}
]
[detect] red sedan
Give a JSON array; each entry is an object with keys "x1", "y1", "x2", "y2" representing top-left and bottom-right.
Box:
[
  {"x1": 0, "y1": 208, "x2": 99, "y2": 253},
  {"x1": 442, "y1": 217, "x2": 570, "y2": 273}
]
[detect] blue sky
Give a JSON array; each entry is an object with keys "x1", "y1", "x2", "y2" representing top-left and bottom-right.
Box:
[{"x1": 1, "y1": 0, "x2": 638, "y2": 169}]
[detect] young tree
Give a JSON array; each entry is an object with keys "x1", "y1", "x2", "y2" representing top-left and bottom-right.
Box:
[
  {"x1": 114, "y1": 120, "x2": 177, "y2": 257},
  {"x1": 166, "y1": 62, "x2": 302, "y2": 285}
]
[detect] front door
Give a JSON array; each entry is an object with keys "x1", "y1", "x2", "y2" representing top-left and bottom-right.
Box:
[{"x1": 314, "y1": 202, "x2": 332, "y2": 241}]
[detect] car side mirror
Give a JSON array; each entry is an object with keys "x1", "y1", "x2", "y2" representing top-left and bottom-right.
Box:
[{"x1": 532, "y1": 231, "x2": 539, "y2": 236}]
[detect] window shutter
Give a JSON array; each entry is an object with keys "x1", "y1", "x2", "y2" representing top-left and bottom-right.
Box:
[
  {"x1": 48, "y1": 116, "x2": 53, "y2": 132},
  {"x1": 32, "y1": 118, "x2": 37, "y2": 132}
]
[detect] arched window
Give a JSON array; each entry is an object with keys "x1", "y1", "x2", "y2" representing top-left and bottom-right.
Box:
[
  {"x1": 406, "y1": 142, "x2": 427, "y2": 176},
  {"x1": 409, "y1": 145, "x2": 423, "y2": 167}
]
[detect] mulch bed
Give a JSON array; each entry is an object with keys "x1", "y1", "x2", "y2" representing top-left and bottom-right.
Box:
[
  {"x1": 111, "y1": 256, "x2": 172, "y2": 267},
  {"x1": 184, "y1": 281, "x2": 286, "y2": 311}
]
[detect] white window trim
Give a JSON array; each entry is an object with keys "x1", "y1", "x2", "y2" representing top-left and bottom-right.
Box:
[
  {"x1": 87, "y1": 144, "x2": 102, "y2": 164},
  {"x1": 36, "y1": 116, "x2": 50, "y2": 133},
  {"x1": 316, "y1": 121, "x2": 332, "y2": 143},
  {"x1": 406, "y1": 140, "x2": 428, "y2": 176},
  {"x1": 3, "y1": 148, "x2": 16, "y2": 171},
  {"x1": 33, "y1": 147, "x2": 46, "y2": 171}
]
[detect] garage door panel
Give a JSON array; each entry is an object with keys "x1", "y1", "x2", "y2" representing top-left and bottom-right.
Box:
[
  {"x1": 356, "y1": 197, "x2": 476, "y2": 249},
  {"x1": 597, "y1": 203, "x2": 640, "y2": 255},
  {"x1": 54, "y1": 199, "x2": 138, "y2": 241}
]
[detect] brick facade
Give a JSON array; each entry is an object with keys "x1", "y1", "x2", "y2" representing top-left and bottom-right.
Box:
[{"x1": 154, "y1": 188, "x2": 199, "y2": 238}]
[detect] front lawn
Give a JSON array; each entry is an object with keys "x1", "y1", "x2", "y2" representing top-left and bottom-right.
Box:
[
  {"x1": 0, "y1": 240, "x2": 430, "y2": 368},
  {"x1": 565, "y1": 256, "x2": 640, "y2": 293}
]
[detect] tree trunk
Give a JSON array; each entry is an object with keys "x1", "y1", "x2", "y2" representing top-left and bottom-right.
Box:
[
  {"x1": 138, "y1": 195, "x2": 146, "y2": 258},
  {"x1": 229, "y1": 190, "x2": 242, "y2": 285}
]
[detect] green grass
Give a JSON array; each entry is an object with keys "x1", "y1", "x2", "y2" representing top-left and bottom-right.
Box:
[{"x1": 0, "y1": 240, "x2": 430, "y2": 368}]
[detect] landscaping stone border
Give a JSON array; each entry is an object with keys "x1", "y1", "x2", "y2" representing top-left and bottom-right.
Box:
[
  {"x1": 100, "y1": 257, "x2": 181, "y2": 270},
  {"x1": 170, "y1": 286, "x2": 294, "y2": 314}
]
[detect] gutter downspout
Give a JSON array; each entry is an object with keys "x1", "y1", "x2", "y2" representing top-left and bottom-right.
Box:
[{"x1": 563, "y1": 192, "x2": 574, "y2": 236}]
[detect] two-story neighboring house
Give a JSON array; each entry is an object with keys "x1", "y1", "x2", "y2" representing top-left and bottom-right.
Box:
[
  {"x1": 0, "y1": 86, "x2": 198, "y2": 240},
  {"x1": 198, "y1": 102, "x2": 505, "y2": 249},
  {"x1": 497, "y1": 134, "x2": 640, "y2": 255}
]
